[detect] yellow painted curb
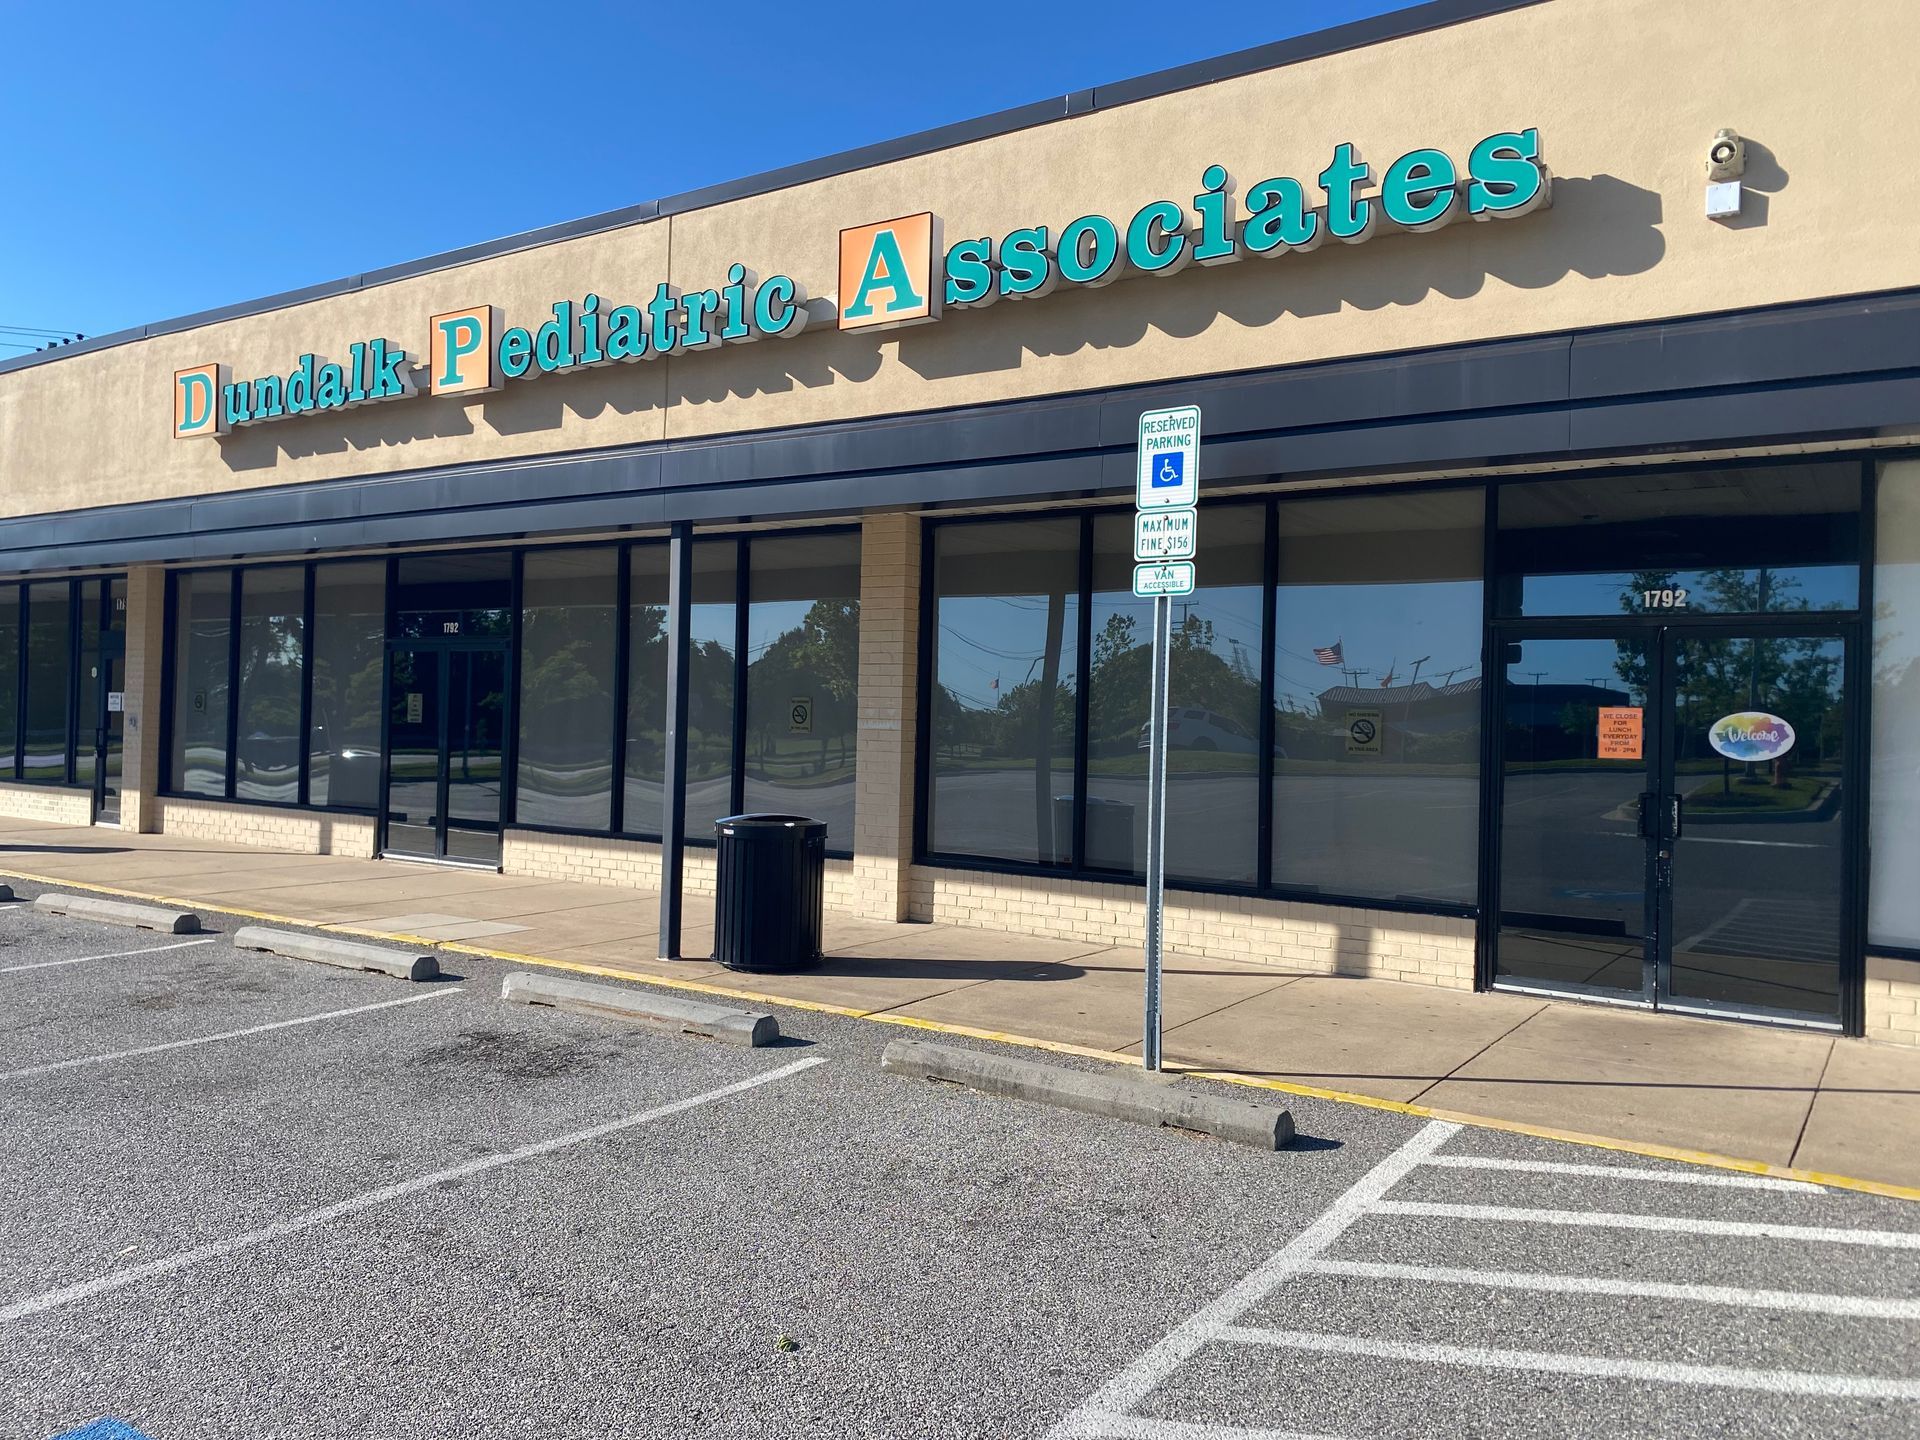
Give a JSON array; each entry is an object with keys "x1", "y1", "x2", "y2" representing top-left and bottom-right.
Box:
[{"x1": 5, "y1": 863, "x2": 1917, "y2": 1204}]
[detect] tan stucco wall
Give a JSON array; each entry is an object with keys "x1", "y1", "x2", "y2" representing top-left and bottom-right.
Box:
[{"x1": 4, "y1": 0, "x2": 1917, "y2": 518}]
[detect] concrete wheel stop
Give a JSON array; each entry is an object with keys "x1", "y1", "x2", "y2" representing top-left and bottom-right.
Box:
[
  {"x1": 501, "y1": 971, "x2": 780, "y2": 1047},
  {"x1": 34, "y1": 892, "x2": 199, "y2": 933},
  {"x1": 882, "y1": 1039, "x2": 1295, "y2": 1151},
  {"x1": 233, "y1": 925, "x2": 438, "y2": 981}
]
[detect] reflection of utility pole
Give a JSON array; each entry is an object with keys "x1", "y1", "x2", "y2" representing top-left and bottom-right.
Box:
[
  {"x1": 1341, "y1": 666, "x2": 1370, "y2": 689},
  {"x1": 1745, "y1": 575, "x2": 1770, "y2": 787},
  {"x1": 1402, "y1": 657, "x2": 1430, "y2": 762},
  {"x1": 1524, "y1": 671, "x2": 1548, "y2": 739},
  {"x1": 1436, "y1": 665, "x2": 1470, "y2": 686}
]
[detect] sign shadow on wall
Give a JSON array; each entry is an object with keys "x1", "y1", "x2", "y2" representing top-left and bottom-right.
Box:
[
  {"x1": 214, "y1": 345, "x2": 673, "y2": 473},
  {"x1": 895, "y1": 173, "x2": 1666, "y2": 383}
]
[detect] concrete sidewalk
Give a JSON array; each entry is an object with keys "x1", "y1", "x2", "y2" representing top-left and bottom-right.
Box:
[{"x1": 2, "y1": 816, "x2": 1915, "y2": 1195}]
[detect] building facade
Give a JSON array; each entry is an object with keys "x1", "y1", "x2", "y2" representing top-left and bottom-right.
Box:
[{"x1": 3, "y1": 0, "x2": 1917, "y2": 1043}]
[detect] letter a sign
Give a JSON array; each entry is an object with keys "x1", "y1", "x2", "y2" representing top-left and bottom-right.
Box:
[{"x1": 837, "y1": 213, "x2": 942, "y2": 332}]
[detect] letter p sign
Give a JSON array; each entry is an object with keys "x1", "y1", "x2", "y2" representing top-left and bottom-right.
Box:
[
  {"x1": 838, "y1": 212, "x2": 942, "y2": 332},
  {"x1": 173, "y1": 363, "x2": 228, "y2": 439},
  {"x1": 429, "y1": 305, "x2": 500, "y2": 396}
]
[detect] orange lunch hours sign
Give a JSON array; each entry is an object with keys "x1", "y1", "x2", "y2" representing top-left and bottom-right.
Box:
[
  {"x1": 170, "y1": 129, "x2": 1550, "y2": 438},
  {"x1": 1596, "y1": 706, "x2": 1644, "y2": 760}
]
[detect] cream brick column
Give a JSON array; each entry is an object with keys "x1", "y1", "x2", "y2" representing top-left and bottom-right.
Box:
[
  {"x1": 851, "y1": 512, "x2": 921, "y2": 921},
  {"x1": 119, "y1": 565, "x2": 168, "y2": 832}
]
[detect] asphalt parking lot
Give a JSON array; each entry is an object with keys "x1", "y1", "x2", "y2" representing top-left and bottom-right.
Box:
[{"x1": 1, "y1": 891, "x2": 1917, "y2": 1439}]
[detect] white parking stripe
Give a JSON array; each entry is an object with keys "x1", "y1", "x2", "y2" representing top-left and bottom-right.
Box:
[
  {"x1": 0, "y1": 937, "x2": 214, "y2": 974},
  {"x1": 1309, "y1": 1259, "x2": 1920, "y2": 1320},
  {"x1": 1422, "y1": 1156, "x2": 1824, "y2": 1192},
  {"x1": 1059, "y1": 1411, "x2": 1344, "y2": 1440},
  {"x1": 0, "y1": 1053, "x2": 827, "y2": 1324},
  {"x1": 1043, "y1": 1120, "x2": 1461, "y2": 1439},
  {"x1": 0, "y1": 987, "x2": 463, "y2": 1081},
  {"x1": 1217, "y1": 1327, "x2": 1920, "y2": 1400},
  {"x1": 1372, "y1": 1201, "x2": 1920, "y2": 1249}
]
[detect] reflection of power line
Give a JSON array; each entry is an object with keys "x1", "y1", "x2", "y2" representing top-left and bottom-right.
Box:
[{"x1": 939, "y1": 624, "x2": 1042, "y2": 661}]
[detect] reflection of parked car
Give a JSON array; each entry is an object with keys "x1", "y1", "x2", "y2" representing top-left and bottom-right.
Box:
[{"x1": 1137, "y1": 708, "x2": 1257, "y2": 754}]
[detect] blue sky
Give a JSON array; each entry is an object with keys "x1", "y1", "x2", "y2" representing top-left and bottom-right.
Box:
[{"x1": 0, "y1": 1, "x2": 1425, "y2": 351}]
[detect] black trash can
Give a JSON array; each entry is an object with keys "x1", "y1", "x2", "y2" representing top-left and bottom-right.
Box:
[{"x1": 712, "y1": 814, "x2": 828, "y2": 973}]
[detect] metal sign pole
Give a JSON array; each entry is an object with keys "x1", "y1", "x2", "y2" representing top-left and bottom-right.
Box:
[
  {"x1": 1133, "y1": 402, "x2": 1199, "y2": 1075},
  {"x1": 1143, "y1": 590, "x2": 1172, "y2": 1071}
]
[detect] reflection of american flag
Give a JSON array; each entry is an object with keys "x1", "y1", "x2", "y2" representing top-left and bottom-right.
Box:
[{"x1": 1313, "y1": 641, "x2": 1343, "y2": 666}]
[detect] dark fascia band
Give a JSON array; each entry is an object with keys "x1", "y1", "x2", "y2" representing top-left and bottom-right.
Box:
[
  {"x1": 1, "y1": 285, "x2": 1916, "y2": 575},
  {"x1": 0, "y1": 0, "x2": 1544, "y2": 380}
]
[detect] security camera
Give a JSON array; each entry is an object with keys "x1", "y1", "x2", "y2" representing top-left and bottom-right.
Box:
[{"x1": 1706, "y1": 129, "x2": 1746, "y2": 182}]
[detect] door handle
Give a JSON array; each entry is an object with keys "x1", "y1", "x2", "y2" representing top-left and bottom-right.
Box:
[
  {"x1": 1636, "y1": 792, "x2": 1657, "y2": 839},
  {"x1": 1666, "y1": 794, "x2": 1683, "y2": 841}
]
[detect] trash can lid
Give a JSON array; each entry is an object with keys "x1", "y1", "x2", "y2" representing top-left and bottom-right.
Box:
[{"x1": 716, "y1": 813, "x2": 827, "y2": 830}]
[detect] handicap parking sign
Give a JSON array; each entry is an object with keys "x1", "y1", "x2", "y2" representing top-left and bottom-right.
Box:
[{"x1": 1135, "y1": 406, "x2": 1200, "y2": 509}]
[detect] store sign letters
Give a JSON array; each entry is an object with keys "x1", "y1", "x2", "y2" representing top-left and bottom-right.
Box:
[{"x1": 173, "y1": 128, "x2": 1548, "y2": 438}]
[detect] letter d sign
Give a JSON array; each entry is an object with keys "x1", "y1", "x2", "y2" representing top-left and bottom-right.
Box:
[{"x1": 173, "y1": 363, "x2": 228, "y2": 439}]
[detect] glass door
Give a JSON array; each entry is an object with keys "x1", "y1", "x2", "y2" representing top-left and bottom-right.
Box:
[
  {"x1": 1493, "y1": 625, "x2": 1852, "y2": 1026},
  {"x1": 381, "y1": 644, "x2": 508, "y2": 867},
  {"x1": 77, "y1": 579, "x2": 127, "y2": 825},
  {"x1": 1663, "y1": 630, "x2": 1846, "y2": 1022},
  {"x1": 1494, "y1": 634, "x2": 1657, "y2": 1002},
  {"x1": 442, "y1": 648, "x2": 506, "y2": 866},
  {"x1": 384, "y1": 646, "x2": 443, "y2": 860}
]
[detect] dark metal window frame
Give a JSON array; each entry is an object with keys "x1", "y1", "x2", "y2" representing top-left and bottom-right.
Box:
[
  {"x1": 158, "y1": 528, "x2": 865, "y2": 860},
  {"x1": 0, "y1": 573, "x2": 124, "y2": 790},
  {"x1": 915, "y1": 456, "x2": 1888, "y2": 943},
  {"x1": 915, "y1": 488, "x2": 1486, "y2": 920},
  {"x1": 160, "y1": 558, "x2": 384, "y2": 816},
  {"x1": 1474, "y1": 455, "x2": 1875, "y2": 1036}
]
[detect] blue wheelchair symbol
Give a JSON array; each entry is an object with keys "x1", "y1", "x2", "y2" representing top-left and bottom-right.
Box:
[{"x1": 1150, "y1": 451, "x2": 1185, "y2": 489}]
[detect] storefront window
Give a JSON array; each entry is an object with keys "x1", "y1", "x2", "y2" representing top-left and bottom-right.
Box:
[
  {"x1": 1271, "y1": 490, "x2": 1483, "y2": 906},
  {"x1": 170, "y1": 571, "x2": 232, "y2": 797},
  {"x1": 308, "y1": 561, "x2": 386, "y2": 809},
  {"x1": 927, "y1": 518, "x2": 1079, "y2": 865},
  {"x1": 1087, "y1": 506, "x2": 1263, "y2": 884},
  {"x1": 0, "y1": 588, "x2": 18, "y2": 776},
  {"x1": 743, "y1": 533, "x2": 860, "y2": 847},
  {"x1": 683, "y1": 542, "x2": 739, "y2": 844},
  {"x1": 516, "y1": 548, "x2": 618, "y2": 830},
  {"x1": 624, "y1": 545, "x2": 670, "y2": 838},
  {"x1": 1871, "y1": 460, "x2": 1920, "y2": 951},
  {"x1": 22, "y1": 581, "x2": 70, "y2": 784},
  {"x1": 234, "y1": 567, "x2": 305, "y2": 802},
  {"x1": 75, "y1": 583, "x2": 102, "y2": 792},
  {"x1": 1496, "y1": 465, "x2": 1861, "y2": 617}
]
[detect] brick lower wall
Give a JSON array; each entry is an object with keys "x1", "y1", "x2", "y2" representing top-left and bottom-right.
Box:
[
  {"x1": 501, "y1": 829, "x2": 858, "y2": 911},
  {"x1": 0, "y1": 782, "x2": 95, "y2": 827},
  {"x1": 907, "y1": 866, "x2": 1477, "y2": 987},
  {"x1": 1866, "y1": 955, "x2": 1920, "y2": 1047},
  {"x1": 155, "y1": 798, "x2": 377, "y2": 858}
]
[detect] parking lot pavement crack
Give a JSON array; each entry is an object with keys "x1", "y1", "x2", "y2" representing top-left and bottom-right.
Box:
[
  {"x1": 0, "y1": 1054, "x2": 827, "y2": 1326},
  {"x1": 0, "y1": 987, "x2": 463, "y2": 1082}
]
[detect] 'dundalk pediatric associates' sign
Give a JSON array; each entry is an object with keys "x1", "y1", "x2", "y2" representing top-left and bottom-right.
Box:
[{"x1": 172, "y1": 129, "x2": 1549, "y2": 439}]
